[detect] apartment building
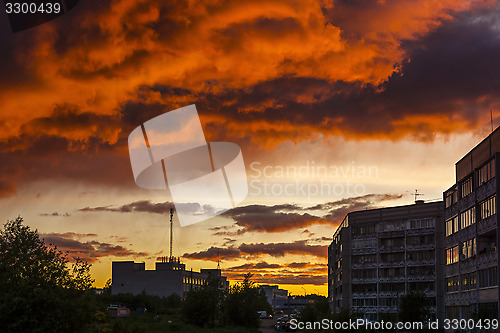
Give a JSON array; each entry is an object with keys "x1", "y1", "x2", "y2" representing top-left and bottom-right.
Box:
[
  {"x1": 328, "y1": 201, "x2": 444, "y2": 322},
  {"x1": 443, "y1": 128, "x2": 500, "y2": 320}
]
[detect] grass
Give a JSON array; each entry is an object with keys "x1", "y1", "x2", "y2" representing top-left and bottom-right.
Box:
[{"x1": 84, "y1": 313, "x2": 262, "y2": 333}]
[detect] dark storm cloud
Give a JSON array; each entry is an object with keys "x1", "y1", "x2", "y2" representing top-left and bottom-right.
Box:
[
  {"x1": 39, "y1": 212, "x2": 71, "y2": 217},
  {"x1": 0, "y1": 180, "x2": 16, "y2": 199},
  {"x1": 41, "y1": 232, "x2": 147, "y2": 263},
  {"x1": 80, "y1": 200, "x2": 173, "y2": 214},
  {"x1": 310, "y1": 193, "x2": 403, "y2": 222},
  {"x1": 79, "y1": 200, "x2": 214, "y2": 217},
  {"x1": 0, "y1": 1, "x2": 499, "y2": 199},
  {"x1": 216, "y1": 194, "x2": 402, "y2": 234},
  {"x1": 220, "y1": 203, "x2": 321, "y2": 233},
  {"x1": 182, "y1": 240, "x2": 327, "y2": 261}
]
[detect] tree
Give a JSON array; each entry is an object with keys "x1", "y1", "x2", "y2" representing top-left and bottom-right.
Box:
[
  {"x1": 0, "y1": 217, "x2": 95, "y2": 332},
  {"x1": 398, "y1": 291, "x2": 431, "y2": 323},
  {"x1": 299, "y1": 296, "x2": 330, "y2": 323},
  {"x1": 224, "y1": 273, "x2": 271, "y2": 328},
  {"x1": 182, "y1": 275, "x2": 225, "y2": 327}
]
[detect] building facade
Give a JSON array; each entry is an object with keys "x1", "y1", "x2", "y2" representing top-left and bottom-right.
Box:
[
  {"x1": 443, "y1": 128, "x2": 500, "y2": 320},
  {"x1": 260, "y1": 285, "x2": 289, "y2": 311},
  {"x1": 112, "y1": 257, "x2": 228, "y2": 298},
  {"x1": 328, "y1": 201, "x2": 444, "y2": 322}
]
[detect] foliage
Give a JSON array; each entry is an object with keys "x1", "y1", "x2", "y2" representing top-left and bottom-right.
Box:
[
  {"x1": 99, "y1": 290, "x2": 181, "y2": 315},
  {"x1": 182, "y1": 275, "x2": 226, "y2": 327},
  {"x1": 224, "y1": 273, "x2": 271, "y2": 328},
  {"x1": 398, "y1": 290, "x2": 431, "y2": 323},
  {"x1": 0, "y1": 217, "x2": 95, "y2": 332},
  {"x1": 299, "y1": 295, "x2": 330, "y2": 322}
]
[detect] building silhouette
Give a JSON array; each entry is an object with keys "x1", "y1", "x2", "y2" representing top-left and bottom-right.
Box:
[
  {"x1": 112, "y1": 257, "x2": 228, "y2": 298},
  {"x1": 328, "y1": 201, "x2": 444, "y2": 322},
  {"x1": 260, "y1": 284, "x2": 288, "y2": 311}
]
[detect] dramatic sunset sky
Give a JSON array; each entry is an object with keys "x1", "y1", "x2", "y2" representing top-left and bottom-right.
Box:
[{"x1": 1, "y1": 0, "x2": 500, "y2": 296}]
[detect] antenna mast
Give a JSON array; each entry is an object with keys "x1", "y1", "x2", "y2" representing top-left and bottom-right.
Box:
[
  {"x1": 169, "y1": 208, "x2": 174, "y2": 260},
  {"x1": 491, "y1": 110, "x2": 494, "y2": 133},
  {"x1": 217, "y1": 249, "x2": 220, "y2": 269},
  {"x1": 414, "y1": 189, "x2": 424, "y2": 202}
]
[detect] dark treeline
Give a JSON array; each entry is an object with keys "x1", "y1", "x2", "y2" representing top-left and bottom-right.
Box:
[{"x1": 0, "y1": 217, "x2": 267, "y2": 332}]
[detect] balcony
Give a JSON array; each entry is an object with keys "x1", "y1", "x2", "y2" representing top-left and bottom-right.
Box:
[
  {"x1": 460, "y1": 257, "x2": 477, "y2": 270},
  {"x1": 379, "y1": 261, "x2": 405, "y2": 268},
  {"x1": 407, "y1": 259, "x2": 435, "y2": 266},
  {"x1": 379, "y1": 246, "x2": 405, "y2": 253},
  {"x1": 407, "y1": 275, "x2": 435, "y2": 282},
  {"x1": 379, "y1": 276, "x2": 405, "y2": 283},
  {"x1": 476, "y1": 177, "x2": 496, "y2": 200},
  {"x1": 407, "y1": 227, "x2": 434, "y2": 235},
  {"x1": 457, "y1": 195, "x2": 475, "y2": 212},
  {"x1": 478, "y1": 250, "x2": 498, "y2": 268},
  {"x1": 352, "y1": 292, "x2": 377, "y2": 298},
  {"x1": 406, "y1": 244, "x2": 434, "y2": 251},
  {"x1": 352, "y1": 277, "x2": 377, "y2": 283},
  {"x1": 445, "y1": 263, "x2": 459, "y2": 276},
  {"x1": 478, "y1": 215, "x2": 497, "y2": 235},
  {"x1": 353, "y1": 248, "x2": 377, "y2": 254},
  {"x1": 352, "y1": 262, "x2": 377, "y2": 269},
  {"x1": 378, "y1": 291, "x2": 403, "y2": 297}
]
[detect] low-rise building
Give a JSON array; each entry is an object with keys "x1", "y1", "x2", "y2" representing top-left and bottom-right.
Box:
[
  {"x1": 112, "y1": 257, "x2": 228, "y2": 298},
  {"x1": 260, "y1": 284, "x2": 288, "y2": 311}
]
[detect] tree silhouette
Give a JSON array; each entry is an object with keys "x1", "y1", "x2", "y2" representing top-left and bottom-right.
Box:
[{"x1": 0, "y1": 217, "x2": 95, "y2": 332}]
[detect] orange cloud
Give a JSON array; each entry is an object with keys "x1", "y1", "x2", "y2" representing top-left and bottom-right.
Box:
[{"x1": 2, "y1": 0, "x2": 493, "y2": 144}]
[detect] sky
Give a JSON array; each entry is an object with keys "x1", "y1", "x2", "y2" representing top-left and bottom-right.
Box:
[{"x1": 1, "y1": 0, "x2": 500, "y2": 296}]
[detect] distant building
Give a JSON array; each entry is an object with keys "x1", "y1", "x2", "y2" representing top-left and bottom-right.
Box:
[
  {"x1": 443, "y1": 128, "x2": 500, "y2": 320},
  {"x1": 260, "y1": 285, "x2": 288, "y2": 310},
  {"x1": 328, "y1": 201, "x2": 444, "y2": 322},
  {"x1": 275, "y1": 296, "x2": 311, "y2": 314},
  {"x1": 112, "y1": 257, "x2": 229, "y2": 298}
]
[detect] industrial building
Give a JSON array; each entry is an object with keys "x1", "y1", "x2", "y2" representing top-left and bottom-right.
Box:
[
  {"x1": 112, "y1": 257, "x2": 229, "y2": 298},
  {"x1": 443, "y1": 128, "x2": 500, "y2": 320},
  {"x1": 328, "y1": 201, "x2": 444, "y2": 322}
]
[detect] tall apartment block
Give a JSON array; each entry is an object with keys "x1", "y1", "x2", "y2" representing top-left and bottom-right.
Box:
[
  {"x1": 328, "y1": 201, "x2": 444, "y2": 321},
  {"x1": 443, "y1": 128, "x2": 500, "y2": 320}
]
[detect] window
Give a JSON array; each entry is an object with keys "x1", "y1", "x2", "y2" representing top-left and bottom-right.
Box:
[
  {"x1": 447, "y1": 246, "x2": 459, "y2": 265},
  {"x1": 461, "y1": 176, "x2": 473, "y2": 198},
  {"x1": 479, "y1": 195, "x2": 496, "y2": 220},
  {"x1": 478, "y1": 159, "x2": 495, "y2": 186},
  {"x1": 446, "y1": 216, "x2": 459, "y2": 236},
  {"x1": 353, "y1": 239, "x2": 377, "y2": 248},
  {"x1": 409, "y1": 218, "x2": 434, "y2": 229},
  {"x1": 353, "y1": 254, "x2": 376, "y2": 264},
  {"x1": 446, "y1": 276, "x2": 460, "y2": 292},
  {"x1": 479, "y1": 267, "x2": 498, "y2": 288},
  {"x1": 461, "y1": 238, "x2": 476, "y2": 259},
  {"x1": 460, "y1": 207, "x2": 476, "y2": 229},
  {"x1": 445, "y1": 187, "x2": 458, "y2": 208},
  {"x1": 461, "y1": 272, "x2": 477, "y2": 290}
]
